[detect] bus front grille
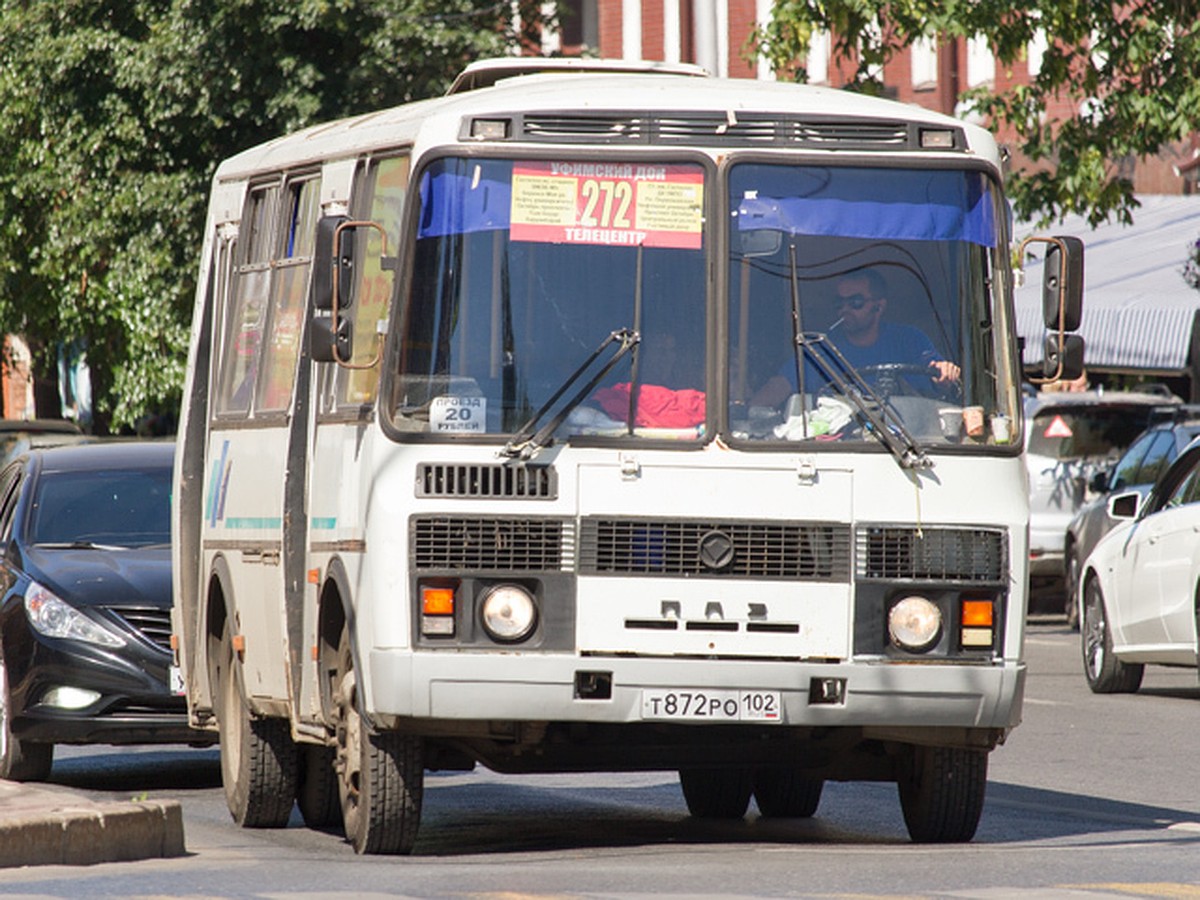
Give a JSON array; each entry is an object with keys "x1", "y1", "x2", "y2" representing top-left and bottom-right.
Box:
[
  {"x1": 856, "y1": 525, "x2": 1006, "y2": 583},
  {"x1": 416, "y1": 463, "x2": 557, "y2": 500},
  {"x1": 578, "y1": 518, "x2": 851, "y2": 580},
  {"x1": 411, "y1": 516, "x2": 572, "y2": 572}
]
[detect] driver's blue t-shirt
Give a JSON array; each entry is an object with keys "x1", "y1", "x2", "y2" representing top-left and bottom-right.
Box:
[{"x1": 778, "y1": 322, "x2": 941, "y2": 391}]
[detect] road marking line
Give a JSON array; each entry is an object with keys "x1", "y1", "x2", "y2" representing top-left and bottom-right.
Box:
[{"x1": 1064, "y1": 884, "x2": 1200, "y2": 898}]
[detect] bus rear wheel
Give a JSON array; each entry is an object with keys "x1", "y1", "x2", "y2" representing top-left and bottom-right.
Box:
[
  {"x1": 897, "y1": 744, "x2": 987, "y2": 843},
  {"x1": 214, "y1": 624, "x2": 297, "y2": 828},
  {"x1": 752, "y1": 767, "x2": 823, "y2": 818},
  {"x1": 333, "y1": 629, "x2": 423, "y2": 854},
  {"x1": 678, "y1": 767, "x2": 753, "y2": 819},
  {"x1": 297, "y1": 744, "x2": 342, "y2": 829}
]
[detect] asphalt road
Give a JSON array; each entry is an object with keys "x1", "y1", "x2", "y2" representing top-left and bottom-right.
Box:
[{"x1": 2, "y1": 619, "x2": 1200, "y2": 899}]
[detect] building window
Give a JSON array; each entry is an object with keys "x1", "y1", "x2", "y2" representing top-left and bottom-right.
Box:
[
  {"x1": 967, "y1": 36, "x2": 994, "y2": 87},
  {"x1": 807, "y1": 30, "x2": 829, "y2": 84},
  {"x1": 911, "y1": 36, "x2": 937, "y2": 90}
]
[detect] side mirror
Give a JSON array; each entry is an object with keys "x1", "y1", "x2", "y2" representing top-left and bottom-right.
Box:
[
  {"x1": 1107, "y1": 491, "x2": 1141, "y2": 520},
  {"x1": 1042, "y1": 332, "x2": 1085, "y2": 381},
  {"x1": 1042, "y1": 235, "x2": 1083, "y2": 331},
  {"x1": 311, "y1": 316, "x2": 352, "y2": 364},
  {"x1": 1089, "y1": 469, "x2": 1110, "y2": 494},
  {"x1": 310, "y1": 215, "x2": 354, "y2": 311}
]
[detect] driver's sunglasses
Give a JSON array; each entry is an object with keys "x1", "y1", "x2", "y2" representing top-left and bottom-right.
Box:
[{"x1": 834, "y1": 293, "x2": 873, "y2": 311}]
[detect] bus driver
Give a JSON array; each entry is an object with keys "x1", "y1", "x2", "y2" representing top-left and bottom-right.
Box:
[{"x1": 751, "y1": 268, "x2": 961, "y2": 408}]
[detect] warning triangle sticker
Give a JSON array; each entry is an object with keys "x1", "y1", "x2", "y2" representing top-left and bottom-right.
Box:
[{"x1": 1043, "y1": 415, "x2": 1073, "y2": 439}]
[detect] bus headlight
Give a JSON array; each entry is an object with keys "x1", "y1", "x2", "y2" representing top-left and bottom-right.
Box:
[
  {"x1": 480, "y1": 585, "x2": 537, "y2": 642},
  {"x1": 888, "y1": 595, "x2": 942, "y2": 652}
]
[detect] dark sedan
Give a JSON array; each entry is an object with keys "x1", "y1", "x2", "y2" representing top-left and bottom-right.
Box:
[{"x1": 0, "y1": 441, "x2": 214, "y2": 781}]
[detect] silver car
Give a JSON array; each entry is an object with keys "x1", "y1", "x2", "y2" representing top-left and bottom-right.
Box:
[{"x1": 1024, "y1": 389, "x2": 1180, "y2": 616}]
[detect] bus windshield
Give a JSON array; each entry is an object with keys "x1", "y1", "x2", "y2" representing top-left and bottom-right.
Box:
[
  {"x1": 726, "y1": 163, "x2": 1019, "y2": 447},
  {"x1": 388, "y1": 156, "x2": 708, "y2": 441}
]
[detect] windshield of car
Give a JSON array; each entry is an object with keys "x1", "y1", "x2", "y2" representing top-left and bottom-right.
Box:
[
  {"x1": 725, "y1": 162, "x2": 1020, "y2": 447},
  {"x1": 386, "y1": 156, "x2": 707, "y2": 442},
  {"x1": 1027, "y1": 406, "x2": 1158, "y2": 464},
  {"x1": 28, "y1": 466, "x2": 172, "y2": 549}
]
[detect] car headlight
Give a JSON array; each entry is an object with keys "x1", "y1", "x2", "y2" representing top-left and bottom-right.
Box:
[
  {"x1": 479, "y1": 584, "x2": 537, "y2": 642},
  {"x1": 888, "y1": 595, "x2": 942, "y2": 652},
  {"x1": 24, "y1": 581, "x2": 125, "y2": 647}
]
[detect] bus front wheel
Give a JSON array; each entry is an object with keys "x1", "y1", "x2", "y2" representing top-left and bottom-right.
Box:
[
  {"x1": 213, "y1": 624, "x2": 297, "y2": 828},
  {"x1": 333, "y1": 629, "x2": 423, "y2": 854},
  {"x1": 897, "y1": 744, "x2": 987, "y2": 843}
]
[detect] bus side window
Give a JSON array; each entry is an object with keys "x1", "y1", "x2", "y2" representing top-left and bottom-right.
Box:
[
  {"x1": 215, "y1": 184, "x2": 278, "y2": 416},
  {"x1": 335, "y1": 154, "x2": 409, "y2": 409},
  {"x1": 256, "y1": 176, "x2": 321, "y2": 413}
]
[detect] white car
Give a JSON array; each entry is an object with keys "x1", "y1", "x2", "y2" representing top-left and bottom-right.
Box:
[{"x1": 1079, "y1": 435, "x2": 1200, "y2": 693}]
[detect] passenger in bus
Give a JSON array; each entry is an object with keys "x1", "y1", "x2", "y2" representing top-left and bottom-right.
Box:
[
  {"x1": 751, "y1": 268, "x2": 960, "y2": 408},
  {"x1": 590, "y1": 330, "x2": 706, "y2": 429}
]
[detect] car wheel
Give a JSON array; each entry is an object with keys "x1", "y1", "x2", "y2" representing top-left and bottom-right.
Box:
[
  {"x1": 1081, "y1": 577, "x2": 1144, "y2": 694},
  {"x1": 678, "y1": 767, "x2": 753, "y2": 819},
  {"x1": 897, "y1": 745, "x2": 987, "y2": 843},
  {"x1": 1064, "y1": 543, "x2": 1081, "y2": 630},
  {"x1": 214, "y1": 623, "x2": 297, "y2": 827},
  {"x1": 333, "y1": 627, "x2": 423, "y2": 855},
  {"x1": 0, "y1": 659, "x2": 52, "y2": 782},
  {"x1": 753, "y1": 767, "x2": 823, "y2": 818}
]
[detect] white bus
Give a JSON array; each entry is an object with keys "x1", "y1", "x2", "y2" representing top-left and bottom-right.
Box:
[{"x1": 172, "y1": 57, "x2": 1082, "y2": 854}]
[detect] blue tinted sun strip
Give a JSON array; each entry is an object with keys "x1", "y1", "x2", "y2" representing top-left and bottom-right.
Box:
[
  {"x1": 735, "y1": 170, "x2": 996, "y2": 247},
  {"x1": 418, "y1": 169, "x2": 512, "y2": 238}
]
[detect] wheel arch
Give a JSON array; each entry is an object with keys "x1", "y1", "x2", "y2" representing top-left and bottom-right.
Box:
[
  {"x1": 203, "y1": 554, "x2": 236, "y2": 704},
  {"x1": 316, "y1": 556, "x2": 357, "y2": 725}
]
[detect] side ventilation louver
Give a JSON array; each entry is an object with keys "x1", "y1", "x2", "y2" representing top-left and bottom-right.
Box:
[{"x1": 416, "y1": 463, "x2": 557, "y2": 500}]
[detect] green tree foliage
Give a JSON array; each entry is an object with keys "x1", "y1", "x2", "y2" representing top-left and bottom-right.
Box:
[
  {"x1": 0, "y1": 0, "x2": 548, "y2": 431},
  {"x1": 753, "y1": 1, "x2": 1200, "y2": 228}
]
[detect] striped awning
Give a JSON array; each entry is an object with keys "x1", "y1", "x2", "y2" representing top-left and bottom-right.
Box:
[{"x1": 1015, "y1": 195, "x2": 1200, "y2": 374}]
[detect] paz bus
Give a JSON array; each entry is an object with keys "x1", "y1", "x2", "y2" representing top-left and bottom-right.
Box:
[{"x1": 171, "y1": 56, "x2": 1083, "y2": 854}]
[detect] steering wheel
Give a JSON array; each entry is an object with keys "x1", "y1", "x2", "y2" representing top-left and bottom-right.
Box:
[{"x1": 820, "y1": 362, "x2": 958, "y2": 401}]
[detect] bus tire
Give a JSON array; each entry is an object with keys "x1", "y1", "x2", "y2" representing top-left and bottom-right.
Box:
[
  {"x1": 678, "y1": 767, "x2": 752, "y2": 819},
  {"x1": 215, "y1": 626, "x2": 297, "y2": 828},
  {"x1": 297, "y1": 743, "x2": 342, "y2": 829},
  {"x1": 752, "y1": 767, "x2": 823, "y2": 818},
  {"x1": 897, "y1": 745, "x2": 987, "y2": 843},
  {"x1": 334, "y1": 629, "x2": 422, "y2": 854}
]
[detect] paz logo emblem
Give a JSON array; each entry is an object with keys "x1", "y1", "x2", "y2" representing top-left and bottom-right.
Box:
[{"x1": 698, "y1": 530, "x2": 735, "y2": 571}]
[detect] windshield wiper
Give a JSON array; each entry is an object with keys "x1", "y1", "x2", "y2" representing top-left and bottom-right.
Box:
[
  {"x1": 782, "y1": 244, "x2": 929, "y2": 469},
  {"x1": 799, "y1": 334, "x2": 932, "y2": 470},
  {"x1": 501, "y1": 328, "x2": 641, "y2": 460},
  {"x1": 34, "y1": 540, "x2": 128, "y2": 551}
]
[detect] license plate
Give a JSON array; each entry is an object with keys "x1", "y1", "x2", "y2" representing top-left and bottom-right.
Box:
[
  {"x1": 641, "y1": 689, "x2": 782, "y2": 722},
  {"x1": 169, "y1": 665, "x2": 185, "y2": 696}
]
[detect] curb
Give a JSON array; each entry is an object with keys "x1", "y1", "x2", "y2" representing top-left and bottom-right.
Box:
[{"x1": 0, "y1": 782, "x2": 185, "y2": 868}]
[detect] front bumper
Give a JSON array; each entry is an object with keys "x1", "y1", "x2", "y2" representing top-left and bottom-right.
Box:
[
  {"x1": 6, "y1": 624, "x2": 216, "y2": 747},
  {"x1": 369, "y1": 650, "x2": 1025, "y2": 734}
]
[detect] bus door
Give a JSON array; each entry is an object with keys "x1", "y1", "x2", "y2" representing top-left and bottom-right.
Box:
[
  {"x1": 207, "y1": 175, "x2": 321, "y2": 706},
  {"x1": 301, "y1": 154, "x2": 409, "y2": 724}
]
